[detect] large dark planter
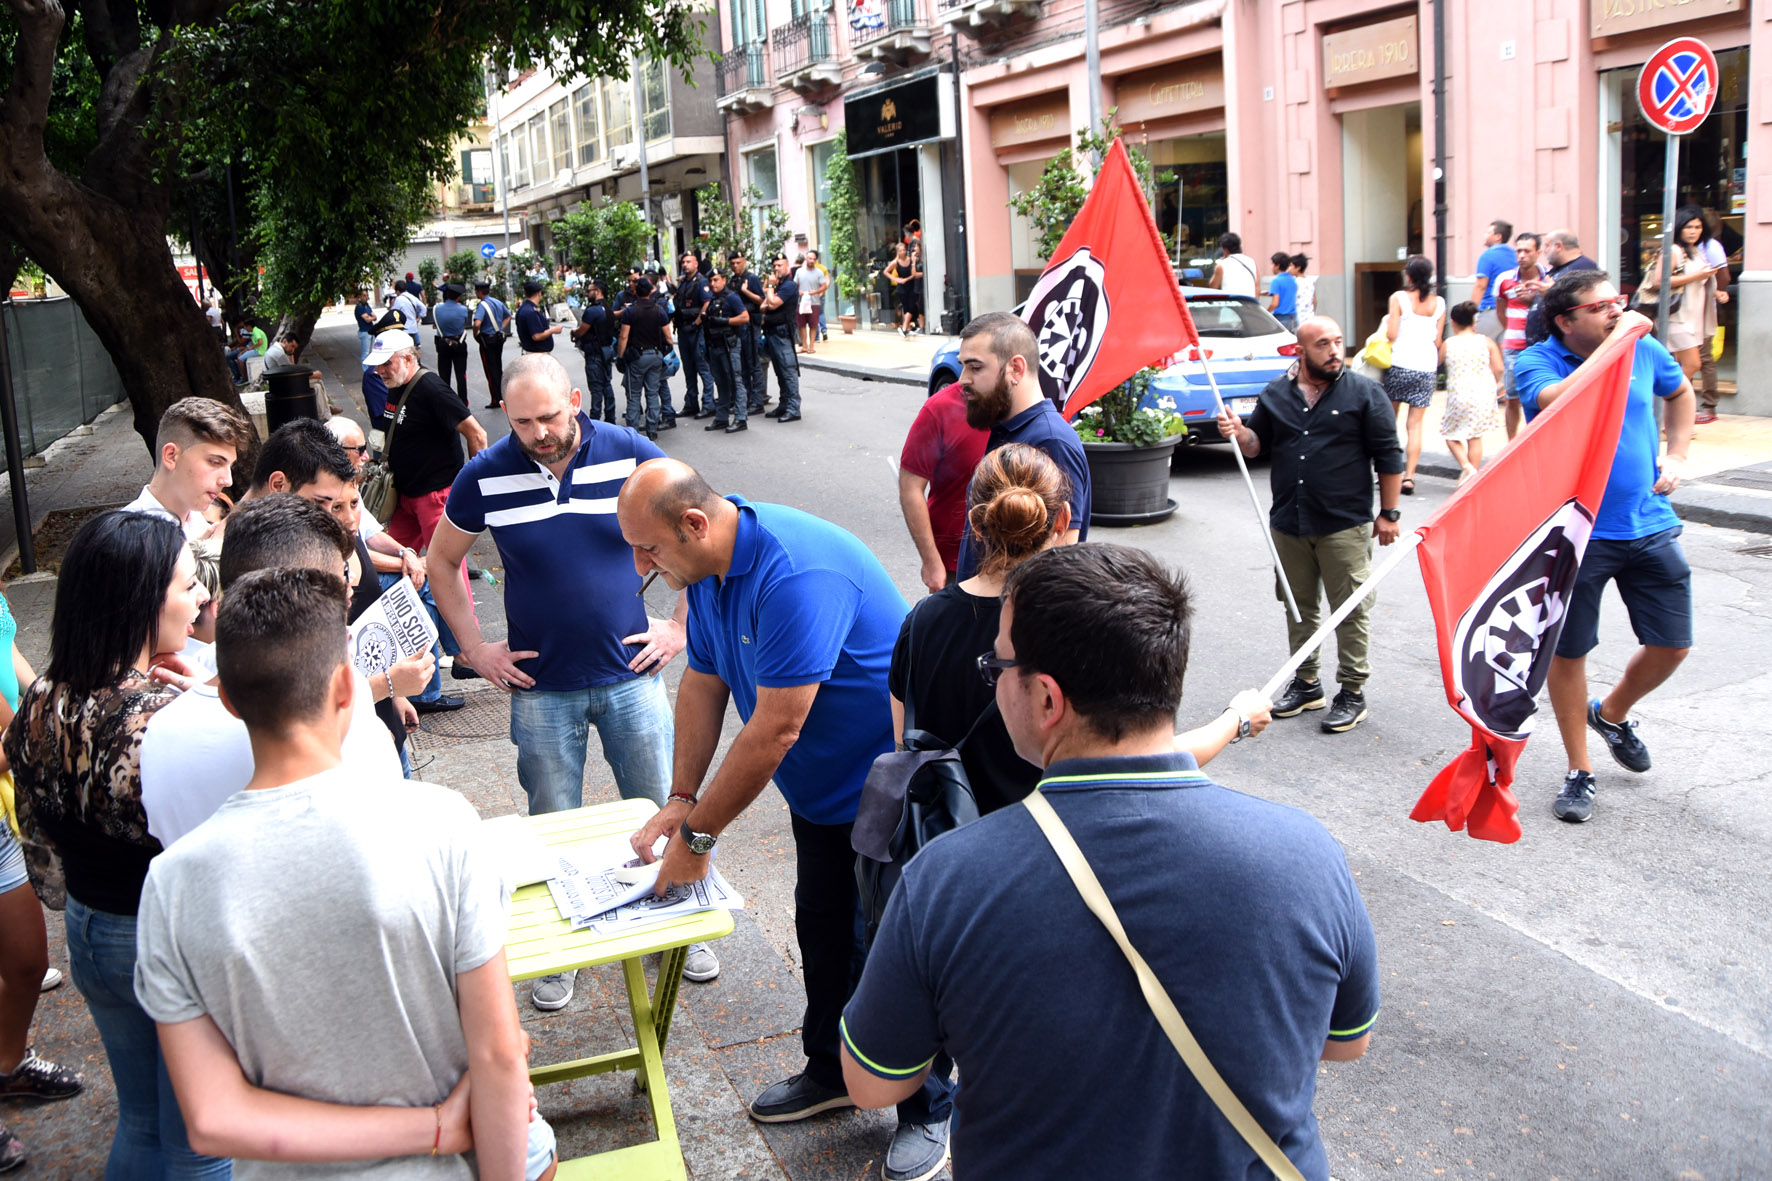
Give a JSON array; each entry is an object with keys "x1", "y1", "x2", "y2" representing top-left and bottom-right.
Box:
[{"x1": 1082, "y1": 434, "x2": 1182, "y2": 526}]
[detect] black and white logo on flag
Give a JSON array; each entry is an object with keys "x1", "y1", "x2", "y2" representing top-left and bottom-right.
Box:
[
  {"x1": 1025, "y1": 247, "x2": 1109, "y2": 408},
  {"x1": 1452, "y1": 499, "x2": 1594, "y2": 740}
]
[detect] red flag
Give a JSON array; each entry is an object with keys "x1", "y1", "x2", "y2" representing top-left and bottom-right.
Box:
[
  {"x1": 1409, "y1": 321, "x2": 1646, "y2": 843},
  {"x1": 1022, "y1": 139, "x2": 1198, "y2": 417}
]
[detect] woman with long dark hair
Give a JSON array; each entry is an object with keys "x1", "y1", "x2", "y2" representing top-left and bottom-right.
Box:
[
  {"x1": 1641, "y1": 205, "x2": 1725, "y2": 423},
  {"x1": 4, "y1": 511, "x2": 227, "y2": 1178},
  {"x1": 1382, "y1": 254, "x2": 1446, "y2": 494}
]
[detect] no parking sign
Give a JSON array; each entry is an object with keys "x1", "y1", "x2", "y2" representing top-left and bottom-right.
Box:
[{"x1": 1636, "y1": 38, "x2": 1719, "y2": 136}]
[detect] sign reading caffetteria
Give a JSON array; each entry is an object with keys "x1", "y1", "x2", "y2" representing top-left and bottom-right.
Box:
[
  {"x1": 990, "y1": 94, "x2": 1070, "y2": 149},
  {"x1": 1322, "y1": 15, "x2": 1418, "y2": 88},
  {"x1": 1591, "y1": 0, "x2": 1740, "y2": 40},
  {"x1": 1115, "y1": 56, "x2": 1226, "y2": 124},
  {"x1": 845, "y1": 75, "x2": 944, "y2": 156}
]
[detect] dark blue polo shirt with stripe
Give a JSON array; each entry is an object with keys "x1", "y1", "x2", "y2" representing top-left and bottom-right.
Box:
[
  {"x1": 841, "y1": 752, "x2": 1379, "y2": 1180},
  {"x1": 443, "y1": 413, "x2": 665, "y2": 692},
  {"x1": 683, "y1": 496, "x2": 908, "y2": 826}
]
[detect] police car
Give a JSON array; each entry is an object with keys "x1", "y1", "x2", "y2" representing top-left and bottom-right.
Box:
[{"x1": 925, "y1": 287, "x2": 1298, "y2": 442}]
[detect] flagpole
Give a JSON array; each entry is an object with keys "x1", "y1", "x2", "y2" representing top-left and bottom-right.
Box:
[
  {"x1": 1197, "y1": 354, "x2": 1303, "y2": 623},
  {"x1": 1260, "y1": 530, "x2": 1425, "y2": 700}
]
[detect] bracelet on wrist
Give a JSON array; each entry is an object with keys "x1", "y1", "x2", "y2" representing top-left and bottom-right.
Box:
[{"x1": 667, "y1": 792, "x2": 699, "y2": 808}]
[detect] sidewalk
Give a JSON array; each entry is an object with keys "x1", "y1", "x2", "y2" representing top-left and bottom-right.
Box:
[{"x1": 796, "y1": 323, "x2": 945, "y2": 388}]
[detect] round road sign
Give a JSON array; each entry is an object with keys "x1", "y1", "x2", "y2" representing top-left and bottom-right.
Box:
[
  {"x1": 1636, "y1": 38, "x2": 1719, "y2": 136},
  {"x1": 480, "y1": 242, "x2": 497, "y2": 259}
]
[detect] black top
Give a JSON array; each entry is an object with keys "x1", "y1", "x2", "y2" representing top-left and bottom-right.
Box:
[
  {"x1": 387, "y1": 370, "x2": 472, "y2": 497},
  {"x1": 579, "y1": 303, "x2": 614, "y2": 350},
  {"x1": 675, "y1": 275, "x2": 708, "y2": 323},
  {"x1": 1246, "y1": 368, "x2": 1404, "y2": 538},
  {"x1": 355, "y1": 300, "x2": 375, "y2": 332},
  {"x1": 515, "y1": 300, "x2": 553, "y2": 352},
  {"x1": 621, "y1": 299, "x2": 668, "y2": 351},
  {"x1": 733, "y1": 270, "x2": 765, "y2": 309},
  {"x1": 703, "y1": 289, "x2": 745, "y2": 336},
  {"x1": 764, "y1": 277, "x2": 799, "y2": 332},
  {"x1": 888, "y1": 585, "x2": 1038, "y2": 815}
]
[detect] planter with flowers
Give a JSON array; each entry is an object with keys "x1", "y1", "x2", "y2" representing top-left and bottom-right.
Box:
[{"x1": 1071, "y1": 366, "x2": 1185, "y2": 525}]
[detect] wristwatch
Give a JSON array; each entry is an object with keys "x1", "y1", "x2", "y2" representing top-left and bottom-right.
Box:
[
  {"x1": 679, "y1": 820, "x2": 718, "y2": 856},
  {"x1": 1378, "y1": 508, "x2": 1402, "y2": 522},
  {"x1": 1228, "y1": 706, "x2": 1252, "y2": 744}
]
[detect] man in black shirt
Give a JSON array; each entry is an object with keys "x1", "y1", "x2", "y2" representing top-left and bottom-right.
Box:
[
  {"x1": 472, "y1": 280, "x2": 511, "y2": 412},
  {"x1": 699, "y1": 271, "x2": 751, "y2": 433},
  {"x1": 515, "y1": 279, "x2": 560, "y2": 355},
  {"x1": 674, "y1": 253, "x2": 711, "y2": 419},
  {"x1": 760, "y1": 255, "x2": 803, "y2": 423},
  {"x1": 617, "y1": 277, "x2": 675, "y2": 440},
  {"x1": 1215, "y1": 316, "x2": 1403, "y2": 733},
  {"x1": 729, "y1": 251, "x2": 768, "y2": 414},
  {"x1": 571, "y1": 280, "x2": 618, "y2": 424}
]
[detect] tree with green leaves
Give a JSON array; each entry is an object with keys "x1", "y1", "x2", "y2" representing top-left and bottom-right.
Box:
[
  {"x1": 1008, "y1": 114, "x2": 1176, "y2": 263},
  {"x1": 697, "y1": 182, "x2": 791, "y2": 269},
  {"x1": 552, "y1": 198, "x2": 652, "y2": 290},
  {"x1": 443, "y1": 248, "x2": 484, "y2": 288},
  {"x1": 0, "y1": 1, "x2": 702, "y2": 457}
]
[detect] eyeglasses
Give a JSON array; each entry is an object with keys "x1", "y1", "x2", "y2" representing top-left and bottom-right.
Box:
[
  {"x1": 976, "y1": 652, "x2": 1022, "y2": 688},
  {"x1": 1569, "y1": 296, "x2": 1626, "y2": 316},
  {"x1": 340, "y1": 443, "x2": 369, "y2": 455}
]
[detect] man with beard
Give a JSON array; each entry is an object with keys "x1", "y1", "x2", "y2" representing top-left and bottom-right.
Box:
[
  {"x1": 1215, "y1": 316, "x2": 1404, "y2": 734},
  {"x1": 424, "y1": 353, "x2": 719, "y2": 1009},
  {"x1": 952, "y1": 312, "x2": 1089, "y2": 581}
]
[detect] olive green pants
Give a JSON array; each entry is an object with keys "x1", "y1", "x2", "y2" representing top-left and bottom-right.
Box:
[{"x1": 1272, "y1": 523, "x2": 1374, "y2": 689}]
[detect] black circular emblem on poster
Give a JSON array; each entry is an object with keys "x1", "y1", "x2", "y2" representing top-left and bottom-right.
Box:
[
  {"x1": 1451, "y1": 499, "x2": 1595, "y2": 740},
  {"x1": 1024, "y1": 247, "x2": 1110, "y2": 408}
]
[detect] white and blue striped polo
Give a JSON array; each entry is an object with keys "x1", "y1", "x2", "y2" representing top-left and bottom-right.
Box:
[{"x1": 443, "y1": 413, "x2": 666, "y2": 692}]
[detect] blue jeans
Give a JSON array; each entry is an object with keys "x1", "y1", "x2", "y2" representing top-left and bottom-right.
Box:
[
  {"x1": 510, "y1": 676, "x2": 672, "y2": 814},
  {"x1": 358, "y1": 328, "x2": 372, "y2": 364},
  {"x1": 379, "y1": 572, "x2": 461, "y2": 703},
  {"x1": 65, "y1": 897, "x2": 233, "y2": 1180},
  {"x1": 764, "y1": 330, "x2": 801, "y2": 417}
]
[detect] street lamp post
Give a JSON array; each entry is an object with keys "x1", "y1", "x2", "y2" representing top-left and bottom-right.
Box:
[{"x1": 486, "y1": 68, "x2": 516, "y2": 301}]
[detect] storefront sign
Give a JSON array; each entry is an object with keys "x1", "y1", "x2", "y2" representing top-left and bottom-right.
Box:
[
  {"x1": 1591, "y1": 0, "x2": 1740, "y2": 41},
  {"x1": 990, "y1": 95, "x2": 1071, "y2": 149},
  {"x1": 1115, "y1": 57, "x2": 1226, "y2": 124},
  {"x1": 1322, "y1": 16, "x2": 1418, "y2": 88},
  {"x1": 845, "y1": 75, "x2": 946, "y2": 156}
]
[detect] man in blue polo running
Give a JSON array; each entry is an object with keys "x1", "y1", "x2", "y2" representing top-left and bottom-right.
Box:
[
  {"x1": 616, "y1": 459, "x2": 955, "y2": 1181},
  {"x1": 425, "y1": 354, "x2": 719, "y2": 1010}
]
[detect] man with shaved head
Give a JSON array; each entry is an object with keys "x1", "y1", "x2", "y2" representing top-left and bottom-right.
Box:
[
  {"x1": 617, "y1": 460, "x2": 954, "y2": 1177},
  {"x1": 951, "y1": 311, "x2": 1089, "y2": 580},
  {"x1": 426, "y1": 353, "x2": 718, "y2": 1008}
]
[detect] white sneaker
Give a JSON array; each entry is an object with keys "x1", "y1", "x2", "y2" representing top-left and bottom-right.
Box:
[
  {"x1": 683, "y1": 943, "x2": 720, "y2": 983},
  {"x1": 40, "y1": 968, "x2": 61, "y2": 992},
  {"x1": 531, "y1": 970, "x2": 576, "y2": 1011}
]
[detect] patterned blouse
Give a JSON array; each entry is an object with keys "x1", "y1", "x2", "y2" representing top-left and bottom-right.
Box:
[{"x1": 2, "y1": 671, "x2": 179, "y2": 914}]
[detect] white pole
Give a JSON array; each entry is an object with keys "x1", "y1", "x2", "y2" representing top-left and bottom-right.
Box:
[
  {"x1": 1260, "y1": 530, "x2": 1425, "y2": 700},
  {"x1": 1197, "y1": 352, "x2": 1303, "y2": 622}
]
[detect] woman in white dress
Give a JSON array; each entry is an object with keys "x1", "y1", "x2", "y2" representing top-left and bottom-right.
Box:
[
  {"x1": 1382, "y1": 255, "x2": 1446, "y2": 495},
  {"x1": 1439, "y1": 302, "x2": 1503, "y2": 480}
]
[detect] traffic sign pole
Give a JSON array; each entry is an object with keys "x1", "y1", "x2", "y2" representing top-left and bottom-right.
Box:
[
  {"x1": 1656, "y1": 134, "x2": 1677, "y2": 346},
  {"x1": 1636, "y1": 37, "x2": 1718, "y2": 347}
]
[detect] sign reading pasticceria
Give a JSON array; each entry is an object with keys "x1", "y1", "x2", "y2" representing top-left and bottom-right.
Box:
[
  {"x1": 845, "y1": 75, "x2": 944, "y2": 156},
  {"x1": 1590, "y1": 0, "x2": 1740, "y2": 39}
]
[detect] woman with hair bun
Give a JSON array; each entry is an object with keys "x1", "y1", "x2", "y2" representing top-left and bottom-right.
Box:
[{"x1": 888, "y1": 444, "x2": 1271, "y2": 815}]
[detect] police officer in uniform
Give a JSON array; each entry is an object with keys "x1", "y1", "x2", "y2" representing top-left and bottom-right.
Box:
[
  {"x1": 674, "y1": 253, "x2": 711, "y2": 419},
  {"x1": 472, "y1": 279, "x2": 511, "y2": 411},
  {"x1": 729, "y1": 250, "x2": 768, "y2": 415},
  {"x1": 700, "y1": 271, "x2": 750, "y2": 434},
  {"x1": 572, "y1": 279, "x2": 618, "y2": 423},
  {"x1": 760, "y1": 255, "x2": 803, "y2": 423},
  {"x1": 431, "y1": 283, "x2": 472, "y2": 403},
  {"x1": 617, "y1": 276, "x2": 674, "y2": 440}
]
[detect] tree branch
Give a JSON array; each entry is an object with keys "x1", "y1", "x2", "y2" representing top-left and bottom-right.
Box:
[{"x1": 0, "y1": 0, "x2": 69, "y2": 137}]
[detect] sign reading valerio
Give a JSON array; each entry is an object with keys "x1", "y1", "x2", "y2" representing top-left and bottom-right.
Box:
[{"x1": 1322, "y1": 15, "x2": 1418, "y2": 88}]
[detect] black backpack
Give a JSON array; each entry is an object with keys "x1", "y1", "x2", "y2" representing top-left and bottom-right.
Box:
[{"x1": 853, "y1": 622, "x2": 988, "y2": 943}]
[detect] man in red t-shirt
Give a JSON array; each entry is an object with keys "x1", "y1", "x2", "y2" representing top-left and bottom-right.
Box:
[
  {"x1": 1493, "y1": 232, "x2": 1548, "y2": 441},
  {"x1": 898, "y1": 383, "x2": 989, "y2": 594}
]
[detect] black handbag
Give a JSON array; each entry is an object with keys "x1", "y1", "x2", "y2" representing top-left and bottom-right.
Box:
[{"x1": 853, "y1": 616, "x2": 987, "y2": 942}]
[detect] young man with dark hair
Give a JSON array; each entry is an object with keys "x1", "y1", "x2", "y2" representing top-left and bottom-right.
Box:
[
  {"x1": 839, "y1": 543, "x2": 1378, "y2": 1181},
  {"x1": 245, "y1": 418, "x2": 359, "y2": 507},
  {"x1": 123, "y1": 397, "x2": 256, "y2": 540},
  {"x1": 1267, "y1": 251, "x2": 1299, "y2": 330},
  {"x1": 516, "y1": 280, "x2": 560, "y2": 355},
  {"x1": 759, "y1": 256, "x2": 802, "y2": 423},
  {"x1": 135, "y1": 570, "x2": 556, "y2": 1181},
  {"x1": 1513, "y1": 271, "x2": 1696, "y2": 824},
  {"x1": 1471, "y1": 219, "x2": 1517, "y2": 328}
]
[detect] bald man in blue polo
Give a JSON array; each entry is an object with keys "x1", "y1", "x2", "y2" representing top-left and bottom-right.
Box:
[{"x1": 618, "y1": 458, "x2": 955, "y2": 1176}]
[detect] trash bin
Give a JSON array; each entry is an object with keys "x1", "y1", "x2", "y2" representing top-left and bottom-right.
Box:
[{"x1": 265, "y1": 367, "x2": 319, "y2": 432}]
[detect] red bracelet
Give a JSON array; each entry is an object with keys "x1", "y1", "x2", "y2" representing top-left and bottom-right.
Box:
[
  {"x1": 432, "y1": 1102, "x2": 442, "y2": 1156},
  {"x1": 668, "y1": 792, "x2": 699, "y2": 807}
]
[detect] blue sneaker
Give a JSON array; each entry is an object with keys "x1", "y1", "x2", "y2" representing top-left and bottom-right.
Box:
[
  {"x1": 1554, "y1": 770, "x2": 1596, "y2": 824},
  {"x1": 1587, "y1": 700, "x2": 1650, "y2": 773}
]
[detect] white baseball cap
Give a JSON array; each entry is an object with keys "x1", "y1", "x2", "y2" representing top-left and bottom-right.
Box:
[{"x1": 365, "y1": 330, "x2": 415, "y2": 368}]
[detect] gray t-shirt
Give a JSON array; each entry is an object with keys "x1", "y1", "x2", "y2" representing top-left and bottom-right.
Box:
[{"x1": 134, "y1": 770, "x2": 507, "y2": 1179}]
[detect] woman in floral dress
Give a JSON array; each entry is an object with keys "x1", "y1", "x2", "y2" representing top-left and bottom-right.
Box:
[{"x1": 1439, "y1": 301, "x2": 1504, "y2": 479}]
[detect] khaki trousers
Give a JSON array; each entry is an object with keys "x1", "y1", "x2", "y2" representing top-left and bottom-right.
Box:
[{"x1": 1272, "y1": 523, "x2": 1374, "y2": 689}]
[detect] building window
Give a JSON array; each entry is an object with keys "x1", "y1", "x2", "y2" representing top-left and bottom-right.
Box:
[
  {"x1": 574, "y1": 84, "x2": 601, "y2": 167},
  {"x1": 512, "y1": 128, "x2": 530, "y2": 189},
  {"x1": 748, "y1": 144, "x2": 779, "y2": 203},
  {"x1": 641, "y1": 59, "x2": 670, "y2": 143},
  {"x1": 501, "y1": 133, "x2": 516, "y2": 192},
  {"x1": 527, "y1": 115, "x2": 548, "y2": 184},
  {"x1": 604, "y1": 77, "x2": 633, "y2": 150},
  {"x1": 550, "y1": 100, "x2": 572, "y2": 177}
]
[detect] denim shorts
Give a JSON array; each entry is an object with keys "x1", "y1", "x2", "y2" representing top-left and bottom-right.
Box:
[
  {"x1": 1501, "y1": 349, "x2": 1521, "y2": 397},
  {"x1": 0, "y1": 824, "x2": 25, "y2": 895},
  {"x1": 526, "y1": 1114, "x2": 556, "y2": 1181},
  {"x1": 1556, "y1": 526, "x2": 1693, "y2": 658}
]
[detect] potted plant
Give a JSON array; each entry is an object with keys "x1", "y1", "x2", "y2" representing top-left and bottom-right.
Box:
[
  {"x1": 823, "y1": 132, "x2": 864, "y2": 334},
  {"x1": 1071, "y1": 366, "x2": 1186, "y2": 525}
]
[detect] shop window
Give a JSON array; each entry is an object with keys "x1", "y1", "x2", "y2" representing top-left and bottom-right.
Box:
[
  {"x1": 574, "y1": 84, "x2": 601, "y2": 167},
  {"x1": 1147, "y1": 132, "x2": 1229, "y2": 271},
  {"x1": 1007, "y1": 158, "x2": 1050, "y2": 273}
]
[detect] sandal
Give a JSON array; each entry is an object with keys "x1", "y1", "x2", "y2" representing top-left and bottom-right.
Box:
[{"x1": 1401, "y1": 478, "x2": 1416, "y2": 495}]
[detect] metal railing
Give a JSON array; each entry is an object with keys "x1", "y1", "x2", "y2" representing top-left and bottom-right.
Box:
[
  {"x1": 716, "y1": 46, "x2": 768, "y2": 96},
  {"x1": 457, "y1": 182, "x2": 495, "y2": 206},
  {"x1": 772, "y1": 13, "x2": 834, "y2": 77},
  {"x1": 853, "y1": 0, "x2": 923, "y2": 43}
]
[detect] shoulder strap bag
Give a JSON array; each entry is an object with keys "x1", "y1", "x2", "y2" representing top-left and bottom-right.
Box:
[
  {"x1": 359, "y1": 381, "x2": 409, "y2": 524},
  {"x1": 1021, "y1": 789, "x2": 1308, "y2": 1181}
]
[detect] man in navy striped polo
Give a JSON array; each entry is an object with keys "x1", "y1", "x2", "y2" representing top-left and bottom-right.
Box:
[{"x1": 426, "y1": 353, "x2": 718, "y2": 1008}]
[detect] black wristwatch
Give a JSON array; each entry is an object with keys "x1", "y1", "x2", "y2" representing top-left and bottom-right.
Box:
[
  {"x1": 679, "y1": 820, "x2": 718, "y2": 856},
  {"x1": 1379, "y1": 508, "x2": 1402, "y2": 522}
]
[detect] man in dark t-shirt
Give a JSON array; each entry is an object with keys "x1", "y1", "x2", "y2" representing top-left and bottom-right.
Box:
[
  {"x1": 759, "y1": 256, "x2": 802, "y2": 422},
  {"x1": 515, "y1": 279, "x2": 560, "y2": 354},
  {"x1": 617, "y1": 277, "x2": 675, "y2": 440}
]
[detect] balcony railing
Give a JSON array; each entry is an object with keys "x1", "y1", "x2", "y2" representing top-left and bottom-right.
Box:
[
  {"x1": 853, "y1": 0, "x2": 924, "y2": 44},
  {"x1": 772, "y1": 13, "x2": 834, "y2": 78},
  {"x1": 458, "y1": 182, "x2": 495, "y2": 206},
  {"x1": 717, "y1": 46, "x2": 768, "y2": 97}
]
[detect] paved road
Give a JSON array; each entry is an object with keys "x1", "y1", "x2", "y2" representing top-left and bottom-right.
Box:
[{"x1": 12, "y1": 316, "x2": 1770, "y2": 1177}]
